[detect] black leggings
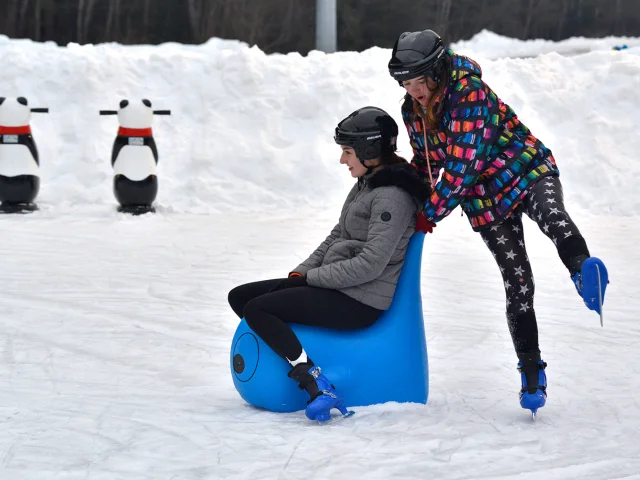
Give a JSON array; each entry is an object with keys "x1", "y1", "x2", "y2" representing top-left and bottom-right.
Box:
[
  {"x1": 228, "y1": 279, "x2": 383, "y2": 362},
  {"x1": 479, "y1": 176, "x2": 590, "y2": 356}
]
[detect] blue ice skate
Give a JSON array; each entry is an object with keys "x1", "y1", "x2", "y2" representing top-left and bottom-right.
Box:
[
  {"x1": 304, "y1": 366, "x2": 354, "y2": 422},
  {"x1": 288, "y1": 364, "x2": 354, "y2": 423},
  {"x1": 572, "y1": 257, "x2": 609, "y2": 325},
  {"x1": 518, "y1": 360, "x2": 547, "y2": 420}
]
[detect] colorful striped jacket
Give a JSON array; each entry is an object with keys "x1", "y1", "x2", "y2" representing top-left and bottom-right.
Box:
[{"x1": 401, "y1": 51, "x2": 559, "y2": 231}]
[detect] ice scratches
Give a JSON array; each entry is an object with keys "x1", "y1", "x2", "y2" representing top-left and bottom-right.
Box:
[
  {"x1": 0, "y1": 214, "x2": 639, "y2": 478},
  {"x1": 281, "y1": 439, "x2": 304, "y2": 472},
  {"x1": 2, "y1": 336, "x2": 15, "y2": 366},
  {"x1": 460, "y1": 396, "x2": 501, "y2": 434},
  {"x1": 1, "y1": 439, "x2": 19, "y2": 468}
]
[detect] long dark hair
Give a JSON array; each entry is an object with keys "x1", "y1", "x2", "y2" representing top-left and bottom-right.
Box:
[
  {"x1": 411, "y1": 53, "x2": 452, "y2": 130},
  {"x1": 380, "y1": 151, "x2": 409, "y2": 166}
]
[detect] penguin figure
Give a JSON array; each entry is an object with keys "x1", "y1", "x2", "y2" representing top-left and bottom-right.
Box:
[
  {"x1": 0, "y1": 97, "x2": 48, "y2": 213},
  {"x1": 100, "y1": 99, "x2": 171, "y2": 214}
]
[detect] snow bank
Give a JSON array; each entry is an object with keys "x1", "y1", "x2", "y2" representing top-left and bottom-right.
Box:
[
  {"x1": 451, "y1": 29, "x2": 640, "y2": 59},
  {"x1": 1, "y1": 34, "x2": 638, "y2": 217}
]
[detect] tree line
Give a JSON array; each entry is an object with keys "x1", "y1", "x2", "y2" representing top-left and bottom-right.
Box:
[{"x1": 1, "y1": 0, "x2": 638, "y2": 54}]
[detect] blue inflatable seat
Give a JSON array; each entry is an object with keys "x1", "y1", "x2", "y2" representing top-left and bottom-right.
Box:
[{"x1": 230, "y1": 231, "x2": 429, "y2": 412}]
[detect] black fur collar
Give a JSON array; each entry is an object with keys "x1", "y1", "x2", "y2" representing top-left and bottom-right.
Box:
[{"x1": 366, "y1": 163, "x2": 431, "y2": 203}]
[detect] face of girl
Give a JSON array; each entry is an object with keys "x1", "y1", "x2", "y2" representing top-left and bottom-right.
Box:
[
  {"x1": 339, "y1": 146, "x2": 379, "y2": 177},
  {"x1": 402, "y1": 76, "x2": 437, "y2": 106}
]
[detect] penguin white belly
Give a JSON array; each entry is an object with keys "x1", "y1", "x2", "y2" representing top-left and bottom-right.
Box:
[
  {"x1": 0, "y1": 144, "x2": 39, "y2": 177},
  {"x1": 113, "y1": 145, "x2": 157, "y2": 181}
]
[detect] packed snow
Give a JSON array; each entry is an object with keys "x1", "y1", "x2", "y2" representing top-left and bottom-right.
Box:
[
  {"x1": 451, "y1": 29, "x2": 640, "y2": 59},
  {"x1": 1, "y1": 31, "x2": 639, "y2": 479}
]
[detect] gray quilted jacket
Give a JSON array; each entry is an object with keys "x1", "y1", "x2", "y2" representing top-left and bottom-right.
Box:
[{"x1": 293, "y1": 163, "x2": 430, "y2": 310}]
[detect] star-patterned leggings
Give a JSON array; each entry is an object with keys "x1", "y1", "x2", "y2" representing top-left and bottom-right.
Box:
[{"x1": 479, "y1": 175, "x2": 590, "y2": 356}]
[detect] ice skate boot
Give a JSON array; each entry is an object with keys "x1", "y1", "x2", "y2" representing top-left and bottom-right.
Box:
[
  {"x1": 288, "y1": 362, "x2": 354, "y2": 423},
  {"x1": 517, "y1": 356, "x2": 547, "y2": 421}
]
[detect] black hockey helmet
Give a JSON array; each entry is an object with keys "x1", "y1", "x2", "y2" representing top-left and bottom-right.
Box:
[
  {"x1": 334, "y1": 106, "x2": 398, "y2": 162},
  {"x1": 388, "y1": 29, "x2": 446, "y2": 85}
]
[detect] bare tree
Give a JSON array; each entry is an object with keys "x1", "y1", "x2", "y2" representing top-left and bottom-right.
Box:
[
  {"x1": 1, "y1": 0, "x2": 639, "y2": 55},
  {"x1": 19, "y1": 0, "x2": 32, "y2": 35},
  {"x1": 39, "y1": 0, "x2": 56, "y2": 42},
  {"x1": 261, "y1": 0, "x2": 298, "y2": 52},
  {"x1": 143, "y1": 0, "x2": 152, "y2": 35},
  {"x1": 523, "y1": 0, "x2": 538, "y2": 38},
  {"x1": 77, "y1": 0, "x2": 86, "y2": 42},
  {"x1": 615, "y1": 0, "x2": 623, "y2": 34},
  {"x1": 555, "y1": 0, "x2": 571, "y2": 39},
  {"x1": 105, "y1": 0, "x2": 122, "y2": 39},
  {"x1": 33, "y1": 0, "x2": 42, "y2": 40},
  {"x1": 186, "y1": 0, "x2": 203, "y2": 42},
  {"x1": 436, "y1": 0, "x2": 452, "y2": 38}
]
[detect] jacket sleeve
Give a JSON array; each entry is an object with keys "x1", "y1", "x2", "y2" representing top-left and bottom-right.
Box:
[
  {"x1": 292, "y1": 184, "x2": 359, "y2": 275},
  {"x1": 422, "y1": 79, "x2": 500, "y2": 223},
  {"x1": 292, "y1": 223, "x2": 341, "y2": 275},
  {"x1": 306, "y1": 188, "x2": 416, "y2": 289}
]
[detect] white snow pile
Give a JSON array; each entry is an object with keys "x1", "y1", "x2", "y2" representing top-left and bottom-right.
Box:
[
  {"x1": 0, "y1": 32, "x2": 639, "y2": 216},
  {"x1": 451, "y1": 28, "x2": 640, "y2": 59}
]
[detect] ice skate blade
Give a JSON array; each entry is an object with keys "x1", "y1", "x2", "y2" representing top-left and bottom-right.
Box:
[
  {"x1": 580, "y1": 257, "x2": 608, "y2": 320},
  {"x1": 312, "y1": 409, "x2": 355, "y2": 425},
  {"x1": 596, "y1": 264, "x2": 604, "y2": 328}
]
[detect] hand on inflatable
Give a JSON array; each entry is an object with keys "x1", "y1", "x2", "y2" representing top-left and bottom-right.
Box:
[
  {"x1": 416, "y1": 211, "x2": 436, "y2": 234},
  {"x1": 269, "y1": 274, "x2": 308, "y2": 293}
]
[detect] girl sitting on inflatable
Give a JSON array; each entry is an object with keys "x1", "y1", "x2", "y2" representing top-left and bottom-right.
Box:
[{"x1": 228, "y1": 106, "x2": 431, "y2": 422}]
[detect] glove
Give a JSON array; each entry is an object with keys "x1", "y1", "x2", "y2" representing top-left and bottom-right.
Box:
[
  {"x1": 416, "y1": 211, "x2": 436, "y2": 234},
  {"x1": 269, "y1": 274, "x2": 308, "y2": 293}
]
